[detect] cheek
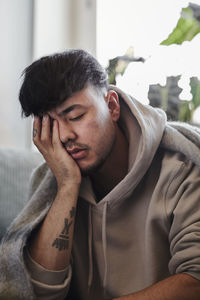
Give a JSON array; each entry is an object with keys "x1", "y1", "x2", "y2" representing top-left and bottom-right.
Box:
[
  {"x1": 87, "y1": 119, "x2": 103, "y2": 135},
  {"x1": 80, "y1": 119, "x2": 107, "y2": 143},
  {"x1": 86, "y1": 117, "x2": 115, "y2": 146}
]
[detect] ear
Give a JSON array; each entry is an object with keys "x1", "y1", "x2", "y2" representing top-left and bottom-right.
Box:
[{"x1": 105, "y1": 90, "x2": 120, "y2": 121}]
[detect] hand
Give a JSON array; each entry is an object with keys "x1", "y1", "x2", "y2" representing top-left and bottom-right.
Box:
[{"x1": 33, "y1": 115, "x2": 81, "y2": 189}]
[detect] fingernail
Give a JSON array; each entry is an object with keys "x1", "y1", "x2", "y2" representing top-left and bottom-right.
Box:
[{"x1": 43, "y1": 115, "x2": 48, "y2": 121}]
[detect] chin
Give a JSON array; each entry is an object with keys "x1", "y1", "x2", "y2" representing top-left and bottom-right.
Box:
[
  {"x1": 80, "y1": 165, "x2": 97, "y2": 177},
  {"x1": 80, "y1": 158, "x2": 106, "y2": 177}
]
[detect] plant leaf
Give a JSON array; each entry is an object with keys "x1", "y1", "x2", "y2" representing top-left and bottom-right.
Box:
[
  {"x1": 148, "y1": 76, "x2": 182, "y2": 121},
  {"x1": 189, "y1": 2, "x2": 200, "y2": 25},
  {"x1": 161, "y1": 7, "x2": 200, "y2": 45},
  {"x1": 190, "y1": 77, "x2": 200, "y2": 108},
  {"x1": 179, "y1": 101, "x2": 193, "y2": 122},
  {"x1": 106, "y1": 47, "x2": 145, "y2": 84}
]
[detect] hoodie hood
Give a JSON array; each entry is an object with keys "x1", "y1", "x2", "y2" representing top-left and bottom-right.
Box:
[
  {"x1": 107, "y1": 85, "x2": 166, "y2": 207},
  {"x1": 79, "y1": 85, "x2": 167, "y2": 208}
]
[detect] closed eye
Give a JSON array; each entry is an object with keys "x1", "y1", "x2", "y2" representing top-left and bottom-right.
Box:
[{"x1": 69, "y1": 113, "x2": 85, "y2": 121}]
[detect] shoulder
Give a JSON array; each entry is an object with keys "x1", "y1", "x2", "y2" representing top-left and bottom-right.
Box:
[
  {"x1": 162, "y1": 148, "x2": 200, "y2": 175},
  {"x1": 157, "y1": 149, "x2": 200, "y2": 215},
  {"x1": 159, "y1": 149, "x2": 200, "y2": 190},
  {"x1": 161, "y1": 122, "x2": 200, "y2": 167}
]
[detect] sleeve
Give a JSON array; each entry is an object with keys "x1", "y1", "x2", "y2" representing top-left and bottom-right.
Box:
[
  {"x1": 24, "y1": 248, "x2": 72, "y2": 300},
  {"x1": 166, "y1": 158, "x2": 200, "y2": 281}
]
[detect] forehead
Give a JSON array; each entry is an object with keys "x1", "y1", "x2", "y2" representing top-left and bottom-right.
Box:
[{"x1": 53, "y1": 85, "x2": 105, "y2": 115}]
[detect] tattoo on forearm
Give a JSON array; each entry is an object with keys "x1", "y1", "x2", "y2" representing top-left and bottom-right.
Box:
[
  {"x1": 52, "y1": 235, "x2": 69, "y2": 250},
  {"x1": 33, "y1": 128, "x2": 37, "y2": 138},
  {"x1": 70, "y1": 207, "x2": 76, "y2": 218},
  {"x1": 52, "y1": 207, "x2": 76, "y2": 251}
]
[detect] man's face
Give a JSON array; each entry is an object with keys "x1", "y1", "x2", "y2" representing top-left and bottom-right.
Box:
[{"x1": 48, "y1": 85, "x2": 119, "y2": 175}]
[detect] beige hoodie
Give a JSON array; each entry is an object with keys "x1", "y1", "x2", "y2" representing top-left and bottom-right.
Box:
[{"x1": 1, "y1": 87, "x2": 200, "y2": 300}]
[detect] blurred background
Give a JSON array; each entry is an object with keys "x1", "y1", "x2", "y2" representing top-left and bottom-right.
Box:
[{"x1": 1, "y1": 0, "x2": 200, "y2": 150}]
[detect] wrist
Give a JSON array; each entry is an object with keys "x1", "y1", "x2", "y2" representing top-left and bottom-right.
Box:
[
  {"x1": 57, "y1": 181, "x2": 81, "y2": 196},
  {"x1": 56, "y1": 173, "x2": 81, "y2": 191}
]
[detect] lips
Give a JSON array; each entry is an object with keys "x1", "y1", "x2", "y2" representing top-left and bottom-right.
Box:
[{"x1": 67, "y1": 148, "x2": 88, "y2": 160}]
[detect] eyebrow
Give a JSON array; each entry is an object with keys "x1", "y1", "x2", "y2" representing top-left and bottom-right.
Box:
[{"x1": 58, "y1": 104, "x2": 84, "y2": 116}]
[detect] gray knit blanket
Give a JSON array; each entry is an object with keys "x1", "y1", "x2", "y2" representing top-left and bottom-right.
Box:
[{"x1": 0, "y1": 122, "x2": 199, "y2": 300}]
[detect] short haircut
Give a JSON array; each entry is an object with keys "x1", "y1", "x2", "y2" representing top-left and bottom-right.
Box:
[{"x1": 19, "y1": 49, "x2": 109, "y2": 117}]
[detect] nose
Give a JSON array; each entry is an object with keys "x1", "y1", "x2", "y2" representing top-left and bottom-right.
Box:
[{"x1": 58, "y1": 120, "x2": 77, "y2": 144}]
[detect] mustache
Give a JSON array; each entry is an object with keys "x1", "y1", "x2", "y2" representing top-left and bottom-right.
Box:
[{"x1": 63, "y1": 141, "x2": 90, "y2": 150}]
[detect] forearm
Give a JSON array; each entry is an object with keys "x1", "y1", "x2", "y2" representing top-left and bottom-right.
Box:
[
  {"x1": 113, "y1": 274, "x2": 200, "y2": 300},
  {"x1": 28, "y1": 184, "x2": 79, "y2": 270}
]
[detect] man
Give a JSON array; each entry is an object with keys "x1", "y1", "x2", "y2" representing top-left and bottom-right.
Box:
[{"x1": 0, "y1": 49, "x2": 200, "y2": 300}]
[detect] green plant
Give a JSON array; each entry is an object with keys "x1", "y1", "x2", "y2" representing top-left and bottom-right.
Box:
[
  {"x1": 148, "y1": 76, "x2": 182, "y2": 121},
  {"x1": 179, "y1": 77, "x2": 200, "y2": 122},
  {"x1": 161, "y1": 3, "x2": 200, "y2": 45},
  {"x1": 158, "y1": 2, "x2": 200, "y2": 123},
  {"x1": 106, "y1": 3, "x2": 200, "y2": 124},
  {"x1": 106, "y1": 47, "x2": 145, "y2": 85}
]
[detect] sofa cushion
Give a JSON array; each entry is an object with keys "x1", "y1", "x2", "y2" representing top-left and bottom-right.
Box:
[{"x1": 0, "y1": 148, "x2": 43, "y2": 240}]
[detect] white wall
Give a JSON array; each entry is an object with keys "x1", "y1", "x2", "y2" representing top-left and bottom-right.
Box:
[
  {"x1": 70, "y1": 0, "x2": 96, "y2": 56},
  {"x1": 33, "y1": 0, "x2": 72, "y2": 59},
  {"x1": 0, "y1": 0, "x2": 33, "y2": 149},
  {"x1": 33, "y1": 0, "x2": 96, "y2": 59}
]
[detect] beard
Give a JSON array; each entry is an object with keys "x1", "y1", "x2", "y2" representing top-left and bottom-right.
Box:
[{"x1": 80, "y1": 133, "x2": 116, "y2": 177}]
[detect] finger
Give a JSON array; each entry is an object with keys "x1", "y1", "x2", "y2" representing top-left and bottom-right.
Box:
[
  {"x1": 40, "y1": 114, "x2": 51, "y2": 145},
  {"x1": 52, "y1": 119, "x2": 62, "y2": 149},
  {"x1": 33, "y1": 116, "x2": 41, "y2": 142},
  {"x1": 33, "y1": 116, "x2": 43, "y2": 153}
]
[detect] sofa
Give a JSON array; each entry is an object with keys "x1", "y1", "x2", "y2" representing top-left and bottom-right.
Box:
[{"x1": 0, "y1": 148, "x2": 43, "y2": 241}]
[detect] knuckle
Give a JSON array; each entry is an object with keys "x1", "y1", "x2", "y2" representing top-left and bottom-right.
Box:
[
  {"x1": 40, "y1": 136, "x2": 49, "y2": 144},
  {"x1": 52, "y1": 139, "x2": 58, "y2": 146}
]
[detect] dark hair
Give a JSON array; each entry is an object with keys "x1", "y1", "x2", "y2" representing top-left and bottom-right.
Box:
[{"x1": 19, "y1": 49, "x2": 109, "y2": 117}]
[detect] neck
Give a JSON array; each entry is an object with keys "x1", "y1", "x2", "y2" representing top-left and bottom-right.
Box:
[{"x1": 90, "y1": 126, "x2": 129, "y2": 201}]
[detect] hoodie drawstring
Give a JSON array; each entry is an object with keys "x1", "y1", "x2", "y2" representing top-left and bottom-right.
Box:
[
  {"x1": 102, "y1": 201, "x2": 108, "y2": 293},
  {"x1": 88, "y1": 204, "x2": 93, "y2": 291},
  {"x1": 87, "y1": 202, "x2": 108, "y2": 297}
]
